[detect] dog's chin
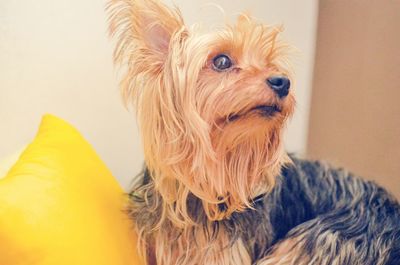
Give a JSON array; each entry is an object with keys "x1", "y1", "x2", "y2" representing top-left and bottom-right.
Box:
[{"x1": 227, "y1": 104, "x2": 281, "y2": 122}]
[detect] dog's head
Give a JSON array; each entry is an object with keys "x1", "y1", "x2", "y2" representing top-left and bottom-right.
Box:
[{"x1": 108, "y1": 0, "x2": 295, "y2": 222}]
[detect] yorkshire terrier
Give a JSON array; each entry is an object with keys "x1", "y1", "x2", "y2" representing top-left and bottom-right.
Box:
[{"x1": 107, "y1": 0, "x2": 400, "y2": 264}]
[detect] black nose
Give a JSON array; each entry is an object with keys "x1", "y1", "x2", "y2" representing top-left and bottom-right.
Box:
[{"x1": 266, "y1": 76, "x2": 290, "y2": 98}]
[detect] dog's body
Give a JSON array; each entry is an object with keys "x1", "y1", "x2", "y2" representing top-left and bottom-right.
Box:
[
  {"x1": 108, "y1": 0, "x2": 400, "y2": 264},
  {"x1": 131, "y1": 157, "x2": 400, "y2": 265}
]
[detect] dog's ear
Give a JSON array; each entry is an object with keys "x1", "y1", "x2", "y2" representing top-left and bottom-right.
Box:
[
  {"x1": 108, "y1": 0, "x2": 185, "y2": 65},
  {"x1": 108, "y1": 0, "x2": 186, "y2": 105}
]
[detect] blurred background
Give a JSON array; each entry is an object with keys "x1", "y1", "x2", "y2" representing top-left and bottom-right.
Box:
[{"x1": 0, "y1": 0, "x2": 399, "y2": 198}]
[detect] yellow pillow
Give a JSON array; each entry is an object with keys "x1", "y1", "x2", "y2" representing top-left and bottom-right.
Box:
[{"x1": 0, "y1": 115, "x2": 143, "y2": 265}]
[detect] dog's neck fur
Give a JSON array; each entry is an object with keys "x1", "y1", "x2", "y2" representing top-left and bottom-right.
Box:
[{"x1": 129, "y1": 169, "x2": 276, "y2": 265}]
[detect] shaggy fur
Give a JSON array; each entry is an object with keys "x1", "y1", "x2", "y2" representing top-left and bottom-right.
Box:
[
  {"x1": 132, "y1": 158, "x2": 400, "y2": 265},
  {"x1": 107, "y1": 0, "x2": 400, "y2": 264}
]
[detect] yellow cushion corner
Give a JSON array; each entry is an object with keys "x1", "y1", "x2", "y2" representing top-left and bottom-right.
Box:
[
  {"x1": 0, "y1": 146, "x2": 25, "y2": 179},
  {"x1": 0, "y1": 114, "x2": 143, "y2": 265}
]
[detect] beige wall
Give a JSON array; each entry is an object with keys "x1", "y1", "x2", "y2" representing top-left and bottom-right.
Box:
[
  {"x1": 308, "y1": 0, "x2": 400, "y2": 198},
  {"x1": 0, "y1": 0, "x2": 318, "y2": 189}
]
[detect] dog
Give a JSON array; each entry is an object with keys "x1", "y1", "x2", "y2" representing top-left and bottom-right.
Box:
[{"x1": 107, "y1": 0, "x2": 400, "y2": 264}]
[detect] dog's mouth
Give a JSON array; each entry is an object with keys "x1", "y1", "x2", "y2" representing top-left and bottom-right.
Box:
[
  {"x1": 227, "y1": 104, "x2": 281, "y2": 122},
  {"x1": 251, "y1": 105, "x2": 281, "y2": 116}
]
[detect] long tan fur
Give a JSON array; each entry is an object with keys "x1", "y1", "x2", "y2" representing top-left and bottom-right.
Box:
[{"x1": 108, "y1": 0, "x2": 295, "y2": 264}]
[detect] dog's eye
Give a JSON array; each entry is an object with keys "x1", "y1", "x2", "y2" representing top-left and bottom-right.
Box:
[{"x1": 212, "y1": 54, "x2": 232, "y2": 71}]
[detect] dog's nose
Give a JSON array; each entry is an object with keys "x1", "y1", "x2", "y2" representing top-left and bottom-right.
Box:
[{"x1": 266, "y1": 76, "x2": 290, "y2": 98}]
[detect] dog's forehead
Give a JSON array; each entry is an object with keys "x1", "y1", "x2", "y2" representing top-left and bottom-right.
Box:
[{"x1": 196, "y1": 19, "x2": 282, "y2": 67}]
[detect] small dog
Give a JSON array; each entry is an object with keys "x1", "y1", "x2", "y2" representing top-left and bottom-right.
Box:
[{"x1": 107, "y1": 0, "x2": 400, "y2": 264}]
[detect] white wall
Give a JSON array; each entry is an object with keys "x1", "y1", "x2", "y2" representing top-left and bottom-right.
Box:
[{"x1": 0, "y1": 0, "x2": 318, "y2": 190}]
